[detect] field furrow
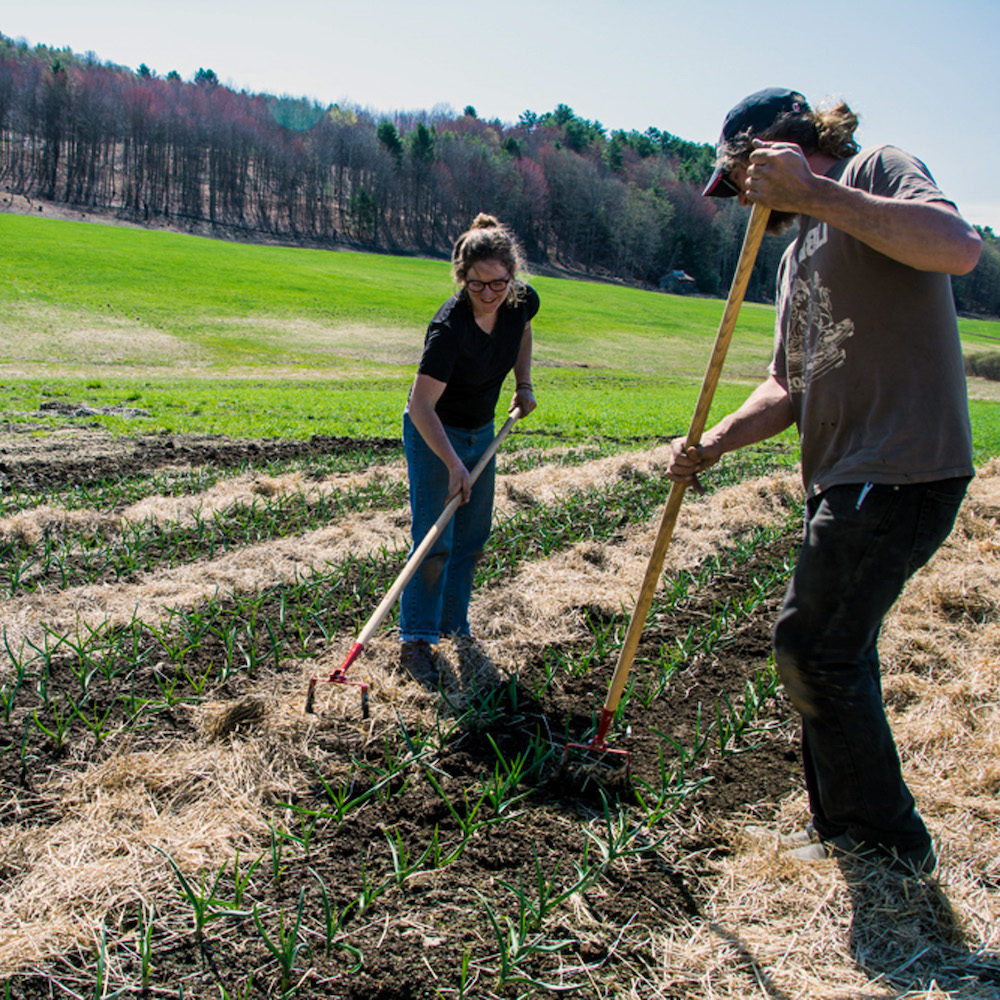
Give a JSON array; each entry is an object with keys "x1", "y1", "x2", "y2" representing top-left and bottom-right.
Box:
[{"x1": 1, "y1": 433, "x2": 997, "y2": 1000}]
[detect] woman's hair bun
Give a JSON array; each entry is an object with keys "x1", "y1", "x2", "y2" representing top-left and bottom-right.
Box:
[{"x1": 451, "y1": 214, "x2": 527, "y2": 302}]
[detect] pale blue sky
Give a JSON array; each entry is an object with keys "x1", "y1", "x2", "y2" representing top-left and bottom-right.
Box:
[{"x1": 4, "y1": 0, "x2": 998, "y2": 232}]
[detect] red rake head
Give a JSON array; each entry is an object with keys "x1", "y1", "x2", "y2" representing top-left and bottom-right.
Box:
[
  {"x1": 562, "y1": 706, "x2": 631, "y2": 775},
  {"x1": 304, "y1": 675, "x2": 369, "y2": 718},
  {"x1": 561, "y1": 739, "x2": 631, "y2": 768},
  {"x1": 304, "y1": 642, "x2": 370, "y2": 717}
]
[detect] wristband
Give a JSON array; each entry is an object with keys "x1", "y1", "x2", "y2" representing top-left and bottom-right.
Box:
[{"x1": 516, "y1": 382, "x2": 534, "y2": 391}]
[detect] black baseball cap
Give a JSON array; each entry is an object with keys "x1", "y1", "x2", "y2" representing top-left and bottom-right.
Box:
[{"x1": 703, "y1": 87, "x2": 810, "y2": 197}]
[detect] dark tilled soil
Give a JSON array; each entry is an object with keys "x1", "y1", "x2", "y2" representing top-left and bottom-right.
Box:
[
  {"x1": 0, "y1": 433, "x2": 803, "y2": 999},
  {"x1": 0, "y1": 428, "x2": 401, "y2": 492}
]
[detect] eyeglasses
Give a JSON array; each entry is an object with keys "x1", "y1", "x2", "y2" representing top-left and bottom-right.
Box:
[{"x1": 466, "y1": 278, "x2": 510, "y2": 293}]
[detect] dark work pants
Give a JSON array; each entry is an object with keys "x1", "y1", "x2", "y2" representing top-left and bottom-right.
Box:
[{"x1": 773, "y1": 478, "x2": 969, "y2": 854}]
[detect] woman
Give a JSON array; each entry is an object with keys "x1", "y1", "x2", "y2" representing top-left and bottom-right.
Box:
[{"x1": 399, "y1": 214, "x2": 538, "y2": 683}]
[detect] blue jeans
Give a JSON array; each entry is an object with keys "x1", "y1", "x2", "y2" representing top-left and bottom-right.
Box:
[
  {"x1": 399, "y1": 412, "x2": 496, "y2": 644},
  {"x1": 773, "y1": 478, "x2": 969, "y2": 855}
]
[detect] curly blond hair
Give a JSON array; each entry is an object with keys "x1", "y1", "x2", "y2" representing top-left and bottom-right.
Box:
[{"x1": 717, "y1": 99, "x2": 860, "y2": 175}]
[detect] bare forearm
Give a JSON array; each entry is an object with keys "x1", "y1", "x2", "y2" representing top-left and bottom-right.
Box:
[
  {"x1": 511, "y1": 322, "x2": 537, "y2": 416},
  {"x1": 745, "y1": 141, "x2": 982, "y2": 275},
  {"x1": 703, "y1": 376, "x2": 795, "y2": 456},
  {"x1": 797, "y1": 180, "x2": 982, "y2": 274},
  {"x1": 513, "y1": 323, "x2": 533, "y2": 386},
  {"x1": 668, "y1": 376, "x2": 794, "y2": 483}
]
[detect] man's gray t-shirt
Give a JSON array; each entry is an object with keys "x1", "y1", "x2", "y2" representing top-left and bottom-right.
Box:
[{"x1": 771, "y1": 145, "x2": 974, "y2": 497}]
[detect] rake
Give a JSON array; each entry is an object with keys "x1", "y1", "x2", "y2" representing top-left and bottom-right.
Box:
[
  {"x1": 305, "y1": 406, "x2": 523, "y2": 716},
  {"x1": 564, "y1": 203, "x2": 771, "y2": 768}
]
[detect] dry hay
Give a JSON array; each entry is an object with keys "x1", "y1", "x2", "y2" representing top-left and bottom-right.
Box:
[
  {"x1": 492, "y1": 442, "x2": 681, "y2": 518},
  {"x1": 0, "y1": 504, "x2": 119, "y2": 547},
  {"x1": 650, "y1": 464, "x2": 1000, "y2": 999},
  {"x1": 4, "y1": 449, "x2": 997, "y2": 995},
  {"x1": 646, "y1": 850, "x2": 989, "y2": 1000},
  {"x1": 0, "y1": 509, "x2": 412, "y2": 675},
  {"x1": 300, "y1": 633, "x2": 511, "y2": 723},
  {"x1": 475, "y1": 467, "x2": 801, "y2": 649},
  {"x1": 0, "y1": 464, "x2": 408, "y2": 546},
  {"x1": 0, "y1": 701, "x2": 303, "y2": 970},
  {"x1": 0, "y1": 444, "x2": 795, "y2": 675},
  {"x1": 0, "y1": 447, "x2": 801, "y2": 978},
  {"x1": 0, "y1": 646, "x2": 444, "y2": 975},
  {"x1": 118, "y1": 462, "x2": 407, "y2": 529}
]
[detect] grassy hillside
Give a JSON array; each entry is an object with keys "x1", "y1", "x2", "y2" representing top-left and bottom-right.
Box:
[
  {"x1": 0, "y1": 212, "x2": 773, "y2": 376},
  {"x1": 2, "y1": 212, "x2": 999, "y2": 457}
]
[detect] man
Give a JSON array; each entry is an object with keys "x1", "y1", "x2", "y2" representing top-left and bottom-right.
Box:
[{"x1": 670, "y1": 88, "x2": 981, "y2": 874}]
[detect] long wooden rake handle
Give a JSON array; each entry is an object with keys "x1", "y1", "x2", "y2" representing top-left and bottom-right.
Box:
[
  {"x1": 306, "y1": 406, "x2": 523, "y2": 712},
  {"x1": 355, "y1": 405, "x2": 522, "y2": 650},
  {"x1": 589, "y1": 204, "x2": 771, "y2": 748}
]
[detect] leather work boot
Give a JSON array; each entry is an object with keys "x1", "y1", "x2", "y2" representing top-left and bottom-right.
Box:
[{"x1": 400, "y1": 640, "x2": 438, "y2": 688}]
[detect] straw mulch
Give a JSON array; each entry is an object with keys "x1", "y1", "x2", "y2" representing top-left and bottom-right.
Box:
[
  {"x1": 646, "y1": 462, "x2": 1000, "y2": 999},
  {"x1": 2, "y1": 450, "x2": 997, "y2": 997}
]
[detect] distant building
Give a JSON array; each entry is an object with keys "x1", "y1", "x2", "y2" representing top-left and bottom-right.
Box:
[{"x1": 659, "y1": 269, "x2": 697, "y2": 294}]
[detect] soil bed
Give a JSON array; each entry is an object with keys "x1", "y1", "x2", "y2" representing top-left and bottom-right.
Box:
[
  {"x1": 6, "y1": 429, "x2": 994, "y2": 999},
  {"x1": 0, "y1": 428, "x2": 400, "y2": 492}
]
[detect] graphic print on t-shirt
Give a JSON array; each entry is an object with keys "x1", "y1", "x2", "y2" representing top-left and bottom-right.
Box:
[{"x1": 785, "y1": 271, "x2": 855, "y2": 394}]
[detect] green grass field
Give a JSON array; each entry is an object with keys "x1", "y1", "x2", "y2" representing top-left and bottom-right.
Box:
[
  {"x1": 2, "y1": 212, "x2": 999, "y2": 460},
  {"x1": 0, "y1": 213, "x2": 779, "y2": 375}
]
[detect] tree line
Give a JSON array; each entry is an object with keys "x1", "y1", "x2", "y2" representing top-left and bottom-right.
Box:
[{"x1": 0, "y1": 34, "x2": 997, "y2": 315}]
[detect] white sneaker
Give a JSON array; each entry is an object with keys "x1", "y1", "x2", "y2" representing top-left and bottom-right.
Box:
[{"x1": 745, "y1": 824, "x2": 817, "y2": 848}]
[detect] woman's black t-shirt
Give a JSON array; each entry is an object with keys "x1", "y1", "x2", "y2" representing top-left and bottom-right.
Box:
[{"x1": 416, "y1": 285, "x2": 539, "y2": 429}]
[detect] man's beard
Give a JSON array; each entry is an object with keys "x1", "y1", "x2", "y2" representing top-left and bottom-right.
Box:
[{"x1": 766, "y1": 210, "x2": 799, "y2": 235}]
